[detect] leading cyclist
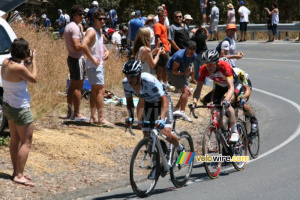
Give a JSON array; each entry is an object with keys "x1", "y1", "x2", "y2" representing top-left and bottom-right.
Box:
[{"x1": 122, "y1": 59, "x2": 184, "y2": 179}]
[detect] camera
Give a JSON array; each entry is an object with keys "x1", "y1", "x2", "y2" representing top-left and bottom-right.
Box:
[{"x1": 160, "y1": 43, "x2": 164, "y2": 48}]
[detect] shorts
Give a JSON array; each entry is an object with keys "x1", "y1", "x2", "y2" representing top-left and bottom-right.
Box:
[
  {"x1": 272, "y1": 24, "x2": 278, "y2": 36},
  {"x1": 3, "y1": 103, "x2": 34, "y2": 126},
  {"x1": 86, "y1": 66, "x2": 105, "y2": 85},
  {"x1": 156, "y1": 52, "x2": 169, "y2": 68},
  {"x1": 200, "y1": 6, "x2": 206, "y2": 14},
  {"x1": 213, "y1": 84, "x2": 228, "y2": 104},
  {"x1": 67, "y1": 56, "x2": 85, "y2": 80},
  {"x1": 240, "y1": 22, "x2": 248, "y2": 31},
  {"x1": 167, "y1": 71, "x2": 188, "y2": 90},
  {"x1": 211, "y1": 20, "x2": 219, "y2": 31},
  {"x1": 142, "y1": 94, "x2": 173, "y2": 132},
  {"x1": 59, "y1": 27, "x2": 65, "y2": 34}
]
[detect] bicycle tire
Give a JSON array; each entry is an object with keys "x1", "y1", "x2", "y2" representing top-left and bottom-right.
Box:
[
  {"x1": 170, "y1": 131, "x2": 194, "y2": 187},
  {"x1": 202, "y1": 124, "x2": 222, "y2": 179},
  {"x1": 245, "y1": 117, "x2": 260, "y2": 159},
  {"x1": 130, "y1": 137, "x2": 160, "y2": 198},
  {"x1": 232, "y1": 119, "x2": 248, "y2": 171}
]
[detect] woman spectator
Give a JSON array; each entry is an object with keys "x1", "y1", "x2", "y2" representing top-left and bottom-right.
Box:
[
  {"x1": 264, "y1": 2, "x2": 279, "y2": 41},
  {"x1": 132, "y1": 27, "x2": 163, "y2": 74},
  {"x1": 144, "y1": 15, "x2": 156, "y2": 50},
  {"x1": 227, "y1": 3, "x2": 235, "y2": 24},
  {"x1": 1, "y1": 38, "x2": 37, "y2": 187}
]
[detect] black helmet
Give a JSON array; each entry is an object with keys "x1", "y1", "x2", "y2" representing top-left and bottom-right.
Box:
[
  {"x1": 202, "y1": 49, "x2": 219, "y2": 63},
  {"x1": 122, "y1": 59, "x2": 142, "y2": 75}
]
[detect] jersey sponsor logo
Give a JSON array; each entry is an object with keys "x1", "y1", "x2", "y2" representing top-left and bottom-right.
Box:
[
  {"x1": 152, "y1": 87, "x2": 159, "y2": 93},
  {"x1": 140, "y1": 93, "x2": 150, "y2": 98}
]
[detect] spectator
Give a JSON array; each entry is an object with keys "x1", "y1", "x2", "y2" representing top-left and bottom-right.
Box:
[
  {"x1": 154, "y1": 10, "x2": 174, "y2": 90},
  {"x1": 64, "y1": 5, "x2": 87, "y2": 121},
  {"x1": 82, "y1": 8, "x2": 113, "y2": 127},
  {"x1": 29, "y1": 13, "x2": 37, "y2": 29},
  {"x1": 168, "y1": 11, "x2": 190, "y2": 55},
  {"x1": 167, "y1": 40, "x2": 197, "y2": 122},
  {"x1": 87, "y1": 1, "x2": 99, "y2": 27},
  {"x1": 162, "y1": 4, "x2": 168, "y2": 16},
  {"x1": 265, "y1": 10, "x2": 273, "y2": 42},
  {"x1": 106, "y1": 28, "x2": 115, "y2": 42},
  {"x1": 41, "y1": 14, "x2": 51, "y2": 32},
  {"x1": 111, "y1": 24, "x2": 123, "y2": 47},
  {"x1": 109, "y1": 6, "x2": 118, "y2": 28},
  {"x1": 63, "y1": 10, "x2": 70, "y2": 25},
  {"x1": 128, "y1": 10, "x2": 144, "y2": 44},
  {"x1": 133, "y1": 27, "x2": 164, "y2": 73},
  {"x1": 208, "y1": 1, "x2": 219, "y2": 41},
  {"x1": 183, "y1": 14, "x2": 193, "y2": 29},
  {"x1": 145, "y1": 15, "x2": 156, "y2": 50},
  {"x1": 154, "y1": 6, "x2": 170, "y2": 27},
  {"x1": 264, "y1": 2, "x2": 279, "y2": 42},
  {"x1": 58, "y1": 9, "x2": 66, "y2": 39},
  {"x1": 1, "y1": 38, "x2": 37, "y2": 187},
  {"x1": 238, "y1": 1, "x2": 251, "y2": 42},
  {"x1": 200, "y1": 0, "x2": 208, "y2": 25},
  {"x1": 227, "y1": 3, "x2": 235, "y2": 24}
]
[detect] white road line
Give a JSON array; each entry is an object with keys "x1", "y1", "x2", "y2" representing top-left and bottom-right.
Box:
[{"x1": 243, "y1": 57, "x2": 300, "y2": 63}]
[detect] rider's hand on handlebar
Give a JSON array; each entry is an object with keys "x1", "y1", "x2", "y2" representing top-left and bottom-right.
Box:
[
  {"x1": 155, "y1": 119, "x2": 165, "y2": 129},
  {"x1": 222, "y1": 100, "x2": 231, "y2": 109},
  {"x1": 125, "y1": 117, "x2": 133, "y2": 128}
]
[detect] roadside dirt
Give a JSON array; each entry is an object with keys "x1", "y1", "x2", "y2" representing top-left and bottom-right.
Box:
[{"x1": 0, "y1": 86, "x2": 210, "y2": 200}]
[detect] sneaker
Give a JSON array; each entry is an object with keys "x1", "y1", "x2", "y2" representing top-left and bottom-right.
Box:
[
  {"x1": 147, "y1": 167, "x2": 156, "y2": 180},
  {"x1": 166, "y1": 83, "x2": 175, "y2": 91},
  {"x1": 173, "y1": 110, "x2": 184, "y2": 117},
  {"x1": 230, "y1": 132, "x2": 239, "y2": 142},
  {"x1": 181, "y1": 111, "x2": 192, "y2": 122},
  {"x1": 251, "y1": 122, "x2": 258, "y2": 134}
]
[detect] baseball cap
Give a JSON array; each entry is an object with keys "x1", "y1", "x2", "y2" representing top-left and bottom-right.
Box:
[
  {"x1": 107, "y1": 28, "x2": 115, "y2": 34},
  {"x1": 135, "y1": 10, "x2": 141, "y2": 16},
  {"x1": 58, "y1": 9, "x2": 62, "y2": 13},
  {"x1": 184, "y1": 14, "x2": 193, "y2": 21},
  {"x1": 92, "y1": 1, "x2": 99, "y2": 6},
  {"x1": 131, "y1": 11, "x2": 135, "y2": 16},
  {"x1": 239, "y1": 1, "x2": 244, "y2": 5},
  {"x1": 41, "y1": 14, "x2": 46, "y2": 19},
  {"x1": 84, "y1": 8, "x2": 89, "y2": 13},
  {"x1": 157, "y1": 6, "x2": 164, "y2": 11},
  {"x1": 210, "y1": 1, "x2": 216, "y2": 4},
  {"x1": 226, "y1": 24, "x2": 237, "y2": 32},
  {"x1": 187, "y1": 40, "x2": 197, "y2": 48}
]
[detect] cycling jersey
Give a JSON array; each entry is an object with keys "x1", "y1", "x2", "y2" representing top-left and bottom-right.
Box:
[
  {"x1": 198, "y1": 60, "x2": 233, "y2": 87},
  {"x1": 123, "y1": 73, "x2": 165, "y2": 103}
]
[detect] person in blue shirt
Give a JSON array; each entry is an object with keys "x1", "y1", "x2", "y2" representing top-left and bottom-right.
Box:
[
  {"x1": 128, "y1": 10, "x2": 144, "y2": 43},
  {"x1": 41, "y1": 14, "x2": 51, "y2": 32},
  {"x1": 167, "y1": 40, "x2": 197, "y2": 122},
  {"x1": 109, "y1": 6, "x2": 118, "y2": 28}
]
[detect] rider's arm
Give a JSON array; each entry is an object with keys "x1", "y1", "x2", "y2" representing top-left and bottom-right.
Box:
[
  {"x1": 159, "y1": 95, "x2": 169, "y2": 120},
  {"x1": 193, "y1": 81, "x2": 204, "y2": 103},
  {"x1": 126, "y1": 97, "x2": 135, "y2": 120},
  {"x1": 224, "y1": 76, "x2": 234, "y2": 102},
  {"x1": 242, "y1": 85, "x2": 251, "y2": 99}
]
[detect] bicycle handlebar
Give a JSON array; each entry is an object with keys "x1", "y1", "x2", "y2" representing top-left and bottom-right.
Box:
[
  {"x1": 188, "y1": 103, "x2": 224, "y2": 119},
  {"x1": 125, "y1": 120, "x2": 153, "y2": 136}
]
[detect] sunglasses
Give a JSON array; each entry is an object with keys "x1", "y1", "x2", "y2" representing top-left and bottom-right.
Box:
[
  {"x1": 205, "y1": 63, "x2": 216, "y2": 67},
  {"x1": 175, "y1": 16, "x2": 183, "y2": 18},
  {"x1": 126, "y1": 75, "x2": 138, "y2": 79},
  {"x1": 98, "y1": 17, "x2": 107, "y2": 21}
]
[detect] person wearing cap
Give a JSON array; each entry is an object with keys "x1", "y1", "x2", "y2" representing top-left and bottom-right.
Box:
[
  {"x1": 41, "y1": 14, "x2": 51, "y2": 32},
  {"x1": 154, "y1": 6, "x2": 170, "y2": 27},
  {"x1": 227, "y1": 3, "x2": 236, "y2": 24},
  {"x1": 219, "y1": 24, "x2": 244, "y2": 67},
  {"x1": 168, "y1": 11, "x2": 190, "y2": 55},
  {"x1": 200, "y1": 0, "x2": 208, "y2": 24},
  {"x1": 87, "y1": 1, "x2": 99, "y2": 27},
  {"x1": 57, "y1": 9, "x2": 66, "y2": 39},
  {"x1": 238, "y1": 1, "x2": 251, "y2": 42},
  {"x1": 183, "y1": 14, "x2": 193, "y2": 29},
  {"x1": 109, "y1": 6, "x2": 118, "y2": 29},
  {"x1": 167, "y1": 41, "x2": 197, "y2": 122},
  {"x1": 128, "y1": 10, "x2": 144, "y2": 43},
  {"x1": 208, "y1": 1, "x2": 219, "y2": 41},
  {"x1": 111, "y1": 24, "x2": 126, "y2": 48},
  {"x1": 162, "y1": 4, "x2": 168, "y2": 16}
]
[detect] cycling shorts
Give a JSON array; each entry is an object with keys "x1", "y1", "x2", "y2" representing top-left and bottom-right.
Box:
[{"x1": 213, "y1": 84, "x2": 228, "y2": 104}]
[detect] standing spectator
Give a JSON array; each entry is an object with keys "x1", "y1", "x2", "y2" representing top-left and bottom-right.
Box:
[
  {"x1": 1, "y1": 38, "x2": 37, "y2": 186},
  {"x1": 41, "y1": 14, "x2": 51, "y2": 32},
  {"x1": 87, "y1": 1, "x2": 99, "y2": 27},
  {"x1": 128, "y1": 10, "x2": 144, "y2": 44},
  {"x1": 200, "y1": 0, "x2": 208, "y2": 25},
  {"x1": 238, "y1": 1, "x2": 251, "y2": 42},
  {"x1": 64, "y1": 5, "x2": 87, "y2": 120},
  {"x1": 111, "y1": 24, "x2": 123, "y2": 47},
  {"x1": 109, "y1": 6, "x2": 118, "y2": 29},
  {"x1": 58, "y1": 9, "x2": 66, "y2": 39},
  {"x1": 208, "y1": 1, "x2": 219, "y2": 41},
  {"x1": 162, "y1": 4, "x2": 168, "y2": 16},
  {"x1": 133, "y1": 27, "x2": 163, "y2": 73},
  {"x1": 145, "y1": 15, "x2": 156, "y2": 50},
  {"x1": 264, "y1": 2, "x2": 279, "y2": 42},
  {"x1": 29, "y1": 13, "x2": 37, "y2": 29},
  {"x1": 191, "y1": 25, "x2": 208, "y2": 82},
  {"x1": 63, "y1": 10, "x2": 70, "y2": 25},
  {"x1": 168, "y1": 11, "x2": 190, "y2": 55},
  {"x1": 227, "y1": 3, "x2": 235, "y2": 24},
  {"x1": 265, "y1": 10, "x2": 273, "y2": 42},
  {"x1": 154, "y1": 10, "x2": 174, "y2": 90},
  {"x1": 154, "y1": 6, "x2": 170, "y2": 27},
  {"x1": 183, "y1": 14, "x2": 193, "y2": 29},
  {"x1": 167, "y1": 41, "x2": 197, "y2": 122},
  {"x1": 82, "y1": 8, "x2": 113, "y2": 127}
]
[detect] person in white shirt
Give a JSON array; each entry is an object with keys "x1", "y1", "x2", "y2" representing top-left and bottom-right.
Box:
[
  {"x1": 63, "y1": 10, "x2": 70, "y2": 25},
  {"x1": 154, "y1": 6, "x2": 169, "y2": 27},
  {"x1": 238, "y1": 1, "x2": 251, "y2": 42},
  {"x1": 264, "y1": 1, "x2": 279, "y2": 41}
]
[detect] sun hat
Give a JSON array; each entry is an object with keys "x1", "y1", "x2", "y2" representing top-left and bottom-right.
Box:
[
  {"x1": 58, "y1": 9, "x2": 62, "y2": 13},
  {"x1": 41, "y1": 14, "x2": 46, "y2": 19},
  {"x1": 145, "y1": 15, "x2": 154, "y2": 24},
  {"x1": 157, "y1": 6, "x2": 164, "y2": 11},
  {"x1": 184, "y1": 14, "x2": 193, "y2": 21},
  {"x1": 92, "y1": 1, "x2": 99, "y2": 6},
  {"x1": 226, "y1": 24, "x2": 237, "y2": 32},
  {"x1": 227, "y1": 3, "x2": 234, "y2": 9}
]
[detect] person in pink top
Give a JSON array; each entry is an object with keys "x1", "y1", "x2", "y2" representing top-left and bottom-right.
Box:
[
  {"x1": 64, "y1": 5, "x2": 87, "y2": 121},
  {"x1": 227, "y1": 3, "x2": 236, "y2": 24}
]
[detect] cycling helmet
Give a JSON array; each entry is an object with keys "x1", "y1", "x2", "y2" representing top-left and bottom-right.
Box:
[
  {"x1": 122, "y1": 59, "x2": 142, "y2": 75},
  {"x1": 202, "y1": 49, "x2": 219, "y2": 63}
]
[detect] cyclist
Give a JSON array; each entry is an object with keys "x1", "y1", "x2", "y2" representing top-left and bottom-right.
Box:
[
  {"x1": 122, "y1": 59, "x2": 184, "y2": 179},
  {"x1": 192, "y1": 49, "x2": 239, "y2": 142}
]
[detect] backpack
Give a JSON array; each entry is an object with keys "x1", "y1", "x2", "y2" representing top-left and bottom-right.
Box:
[{"x1": 215, "y1": 38, "x2": 231, "y2": 55}]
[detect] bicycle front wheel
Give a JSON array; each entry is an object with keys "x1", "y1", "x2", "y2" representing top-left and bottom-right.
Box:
[
  {"x1": 245, "y1": 117, "x2": 260, "y2": 158},
  {"x1": 170, "y1": 131, "x2": 194, "y2": 188},
  {"x1": 232, "y1": 120, "x2": 248, "y2": 171},
  {"x1": 130, "y1": 137, "x2": 160, "y2": 198},
  {"x1": 202, "y1": 125, "x2": 222, "y2": 179}
]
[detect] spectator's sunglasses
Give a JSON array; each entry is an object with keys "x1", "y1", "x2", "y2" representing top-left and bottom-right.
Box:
[{"x1": 98, "y1": 17, "x2": 107, "y2": 21}]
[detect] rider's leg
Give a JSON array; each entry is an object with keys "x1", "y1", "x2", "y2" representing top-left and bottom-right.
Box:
[{"x1": 162, "y1": 127, "x2": 179, "y2": 147}]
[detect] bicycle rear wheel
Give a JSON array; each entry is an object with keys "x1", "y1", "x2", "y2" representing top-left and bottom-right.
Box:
[
  {"x1": 170, "y1": 131, "x2": 194, "y2": 187},
  {"x1": 232, "y1": 120, "x2": 248, "y2": 171},
  {"x1": 130, "y1": 137, "x2": 160, "y2": 198},
  {"x1": 245, "y1": 117, "x2": 260, "y2": 158},
  {"x1": 202, "y1": 125, "x2": 222, "y2": 179}
]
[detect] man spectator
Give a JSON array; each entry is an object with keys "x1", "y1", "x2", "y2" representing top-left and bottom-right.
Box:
[
  {"x1": 200, "y1": 0, "x2": 208, "y2": 25},
  {"x1": 162, "y1": 4, "x2": 168, "y2": 16},
  {"x1": 167, "y1": 40, "x2": 197, "y2": 122},
  {"x1": 63, "y1": 10, "x2": 70, "y2": 25},
  {"x1": 238, "y1": 1, "x2": 251, "y2": 42},
  {"x1": 111, "y1": 24, "x2": 124, "y2": 47},
  {"x1": 219, "y1": 24, "x2": 244, "y2": 67},
  {"x1": 87, "y1": 1, "x2": 99, "y2": 27},
  {"x1": 41, "y1": 14, "x2": 51, "y2": 32},
  {"x1": 58, "y1": 9, "x2": 66, "y2": 39},
  {"x1": 64, "y1": 5, "x2": 87, "y2": 120},
  {"x1": 168, "y1": 11, "x2": 190, "y2": 55},
  {"x1": 128, "y1": 10, "x2": 144, "y2": 44},
  {"x1": 109, "y1": 6, "x2": 118, "y2": 28},
  {"x1": 208, "y1": 1, "x2": 219, "y2": 41},
  {"x1": 154, "y1": 6, "x2": 170, "y2": 27}
]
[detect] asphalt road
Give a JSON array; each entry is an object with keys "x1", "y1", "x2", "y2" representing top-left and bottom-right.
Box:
[{"x1": 70, "y1": 41, "x2": 300, "y2": 200}]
